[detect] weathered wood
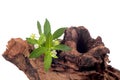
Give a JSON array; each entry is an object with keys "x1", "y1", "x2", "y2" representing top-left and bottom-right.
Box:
[{"x1": 3, "y1": 26, "x2": 120, "y2": 80}]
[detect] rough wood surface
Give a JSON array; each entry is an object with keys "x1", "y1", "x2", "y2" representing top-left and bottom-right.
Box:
[{"x1": 3, "y1": 26, "x2": 120, "y2": 80}]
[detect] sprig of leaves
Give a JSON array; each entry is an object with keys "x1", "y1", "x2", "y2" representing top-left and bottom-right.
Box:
[{"x1": 26, "y1": 19, "x2": 71, "y2": 71}]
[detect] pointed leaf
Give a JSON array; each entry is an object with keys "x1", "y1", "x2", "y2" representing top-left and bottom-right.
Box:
[
  {"x1": 37, "y1": 21, "x2": 42, "y2": 35},
  {"x1": 45, "y1": 32, "x2": 53, "y2": 48},
  {"x1": 26, "y1": 38, "x2": 38, "y2": 44},
  {"x1": 44, "y1": 53, "x2": 52, "y2": 71},
  {"x1": 53, "y1": 28, "x2": 66, "y2": 40},
  {"x1": 53, "y1": 44, "x2": 71, "y2": 51},
  {"x1": 44, "y1": 19, "x2": 51, "y2": 36},
  {"x1": 29, "y1": 47, "x2": 47, "y2": 58}
]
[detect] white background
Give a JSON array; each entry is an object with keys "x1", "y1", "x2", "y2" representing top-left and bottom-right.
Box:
[{"x1": 0, "y1": 0, "x2": 120, "y2": 80}]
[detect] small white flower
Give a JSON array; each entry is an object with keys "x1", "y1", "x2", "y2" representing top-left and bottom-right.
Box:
[
  {"x1": 30, "y1": 33, "x2": 36, "y2": 39},
  {"x1": 50, "y1": 50, "x2": 58, "y2": 58},
  {"x1": 53, "y1": 40, "x2": 60, "y2": 46},
  {"x1": 34, "y1": 44, "x2": 39, "y2": 49}
]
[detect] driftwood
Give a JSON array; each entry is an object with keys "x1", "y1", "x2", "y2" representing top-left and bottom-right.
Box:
[{"x1": 3, "y1": 26, "x2": 120, "y2": 80}]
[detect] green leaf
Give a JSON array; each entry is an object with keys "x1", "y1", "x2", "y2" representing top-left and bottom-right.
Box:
[
  {"x1": 37, "y1": 21, "x2": 42, "y2": 35},
  {"x1": 53, "y1": 44, "x2": 71, "y2": 51},
  {"x1": 53, "y1": 28, "x2": 66, "y2": 40},
  {"x1": 45, "y1": 32, "x2": 53, "y2": 48},
  {"x1": 26, "y1": 38, "x2": 38, "y2": 44},
  {"x1": 38, "y1": 34, "x2": 46, "y2": 45},
  {"x1": 44, "y1": 19, "x2": 51, "y2": 36},
  {"x1": 29, "y1": 47, "x2": 47, "y2": 58},
  {"x1": 44, "y1": 53, "x2": 52, "y2": 71}
]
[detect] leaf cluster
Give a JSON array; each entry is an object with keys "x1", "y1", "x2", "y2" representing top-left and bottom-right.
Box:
[{"x1": 26, "y1": 19, "x2": 71, "y2": 71}]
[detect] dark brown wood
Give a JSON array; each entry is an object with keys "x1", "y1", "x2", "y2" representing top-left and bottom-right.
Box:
[{"x1": 3, "y1": 26, "x2": 120, "y2": 80}]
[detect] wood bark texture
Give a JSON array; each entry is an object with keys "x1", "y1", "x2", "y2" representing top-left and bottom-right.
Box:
[{"x1": 3, "y1": 26, "x2": 120, "y2": 80}]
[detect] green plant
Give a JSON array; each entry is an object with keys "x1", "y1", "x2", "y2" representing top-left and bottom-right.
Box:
[{"x1": 26, "y1": 19, "x2": 71, "y2": 71}]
